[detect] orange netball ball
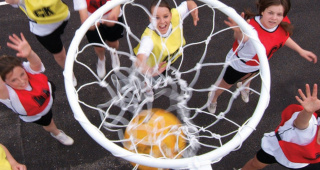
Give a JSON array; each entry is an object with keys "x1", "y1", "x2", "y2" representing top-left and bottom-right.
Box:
[{"x1": 124, "y1": 108, "x2": 186, "y2": 170}]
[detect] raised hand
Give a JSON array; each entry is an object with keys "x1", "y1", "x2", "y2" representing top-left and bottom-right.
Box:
[
  {"x1": 224, "y1": 12, "x2": 249, "y2": 42},
  {"x1": 11, "y1": 162, "x2": 27, "y2": 170},
  {"x1": 7, "y1": 33, "x2": 32, "y2": 59},
  {"x1": 295, "y1": 84, "x2": 320, "y2": 114},
  {"x1": 299, "y1": 49, "x2": 317, "y2": 64},
  {"x1": 224, "y1": 12, "x2": 249, "y2": 30},
  {"x1": 187, "y1": 0, "x2": 199, "y2": 26}
]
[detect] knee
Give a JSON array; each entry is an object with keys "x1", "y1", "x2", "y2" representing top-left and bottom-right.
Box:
[
  {"x1": 94, "y1": 47, "x2": 106, "y2": 55},
  {"x1": 107, "y1": 40, "x2": 119, "y2": 49},
  {"x1": 250, "y1": 156, "x2": 267, "y2": 169}
]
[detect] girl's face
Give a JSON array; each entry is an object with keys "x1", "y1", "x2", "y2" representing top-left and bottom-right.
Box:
[
  {"x1": 260, "y1": 5, "x2": 284, "y2": 29},
  {"x1": 5, "y1": 66, "x2": 29, "y2": 90},
  {"x1": 150, "y1": 6, "x2": 172, "y2": 34}
]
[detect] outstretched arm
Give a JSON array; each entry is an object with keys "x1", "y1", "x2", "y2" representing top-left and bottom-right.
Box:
[
  {"x1": 135, "y1": 54, "x2": 166, "y2": 77},
  {"x1": 285, "y1": 37, "x2": 317, "y2": 63},
  {"x1": 294, "y1": 84, "x2": 320, "y2": 130},
  {"x1": 186, "y1": 0, "x2": 199, "y2": 26},
  {"x1": 7, "y1": 33, "x2": 42, "y2": 72},
  {"x1": 78, "y1": 8, "x2": 98, "y2": 30},
  {"x1": 0, "y1": 77, "x2": 9, "y2": 100},
  {"x1": 0, "y1": 144, "x2": 27, "y2": 170},
  {"x1": 103, "y1": 5, "x2": 121, "y2": 27},
  {"x1": 5, "y1": 0, "x2": 19, "y2": 4},
  {"x1": 224, "y1": 12, "x2": 249, "y2": 42}
]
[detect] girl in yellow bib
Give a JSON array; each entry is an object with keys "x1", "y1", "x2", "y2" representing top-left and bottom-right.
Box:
[
  {"x1": 0, "y1": 143, "x2": 26, "y2": 170},
  {"x1": 134, "y1": 0, "x2": 199, "y2": 77}
]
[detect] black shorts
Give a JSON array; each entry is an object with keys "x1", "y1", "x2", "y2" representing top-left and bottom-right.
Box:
[
  {"x1": 32, "y1": 110, "x2": 53, "y2": 126},
  {"x1": 35, "y1": 20, "x2": 68, "y2": 54},
  {"x1": 256, "y1": 148, "x2": 277, "y2": 164},
  {"x1": 256, "y1": 149, "x2": 320, "y2": 170},
  {"x1": 223, "y1": 65, "x2": 258, "y2": 85},
  {"x1": 86, "y1": 16, "x2": 124, "y2": 44}
]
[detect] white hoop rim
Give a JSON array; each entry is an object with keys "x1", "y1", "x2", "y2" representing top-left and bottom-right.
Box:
[{"x1": 64, "y1": 0, "x2": 270, "y2": 169}]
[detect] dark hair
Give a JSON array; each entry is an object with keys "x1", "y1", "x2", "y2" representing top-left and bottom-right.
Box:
[
  {"x1": 244, "y1": 0, "x2": 293, "y2": 36},
  {"x1": 0, "y1": 55, "x2": 23, "y2": 81},
  {"x1": 150, "y1": 0, "x2": 171, "y2": 13}
]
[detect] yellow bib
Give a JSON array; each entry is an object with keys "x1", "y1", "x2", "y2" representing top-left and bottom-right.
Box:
[
  {"x1": 0, "y1": 145, "x2": 11, "y2": 170},
  {"x1": 20, "y1": 0, "x2": 69, "y2": 24},
  {"x1": 134, "y1": 8, "x2": 186, "y2": 67}
]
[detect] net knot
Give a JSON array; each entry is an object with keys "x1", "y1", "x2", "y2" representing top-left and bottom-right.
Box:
[
  {"x1": 211, "y1": 133, "x2": 221, "y2": 139},
  {"x1": 175, "y1": 72, "x2": 181, "y2": 79},
  {"x1": 195, "y1": 63, "x2": 202, "y2": 70},
  {"x1": 99, "y1": 80, "x2": 109, "y2": 87},
  {"x1": 205, "y1": 36, "x2": 212, "y2": 44},
  {"x1": 217, "y1": 113, "x2": 225, "y2": 119},
  {"x1": 164, "y1": 76, "x2": 173, "y2": 84}
]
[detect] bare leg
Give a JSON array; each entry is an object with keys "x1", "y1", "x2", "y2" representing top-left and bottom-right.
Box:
[
  {"x1": 240, "y1": 72, "x2": 257, "y2": 88},
  {"x1": 94, "y1": 46, "x2": 106, "y2": 61},
  {"x1": 44, "y1": 119, "x2": 74, "y2": 145},
  {"x1": 52, "y1": 47, "x2": 77, "y2": 86},
  {"x1": 242, "y1": 156, "x2": 268, "y2": 170},
  {"x1": 107, "y1": 40, "x2": 119, "y2": 49},
  {"x1": 53, "y1": 47, "x2": 66, "y2": 69},
  {"x1": 43, "y1": 119, "x2": 60, "y2": 136},
  {"x1": 210, "y1": 79, "x2": 233, "y2": 103},
  {"x1": 94, "y1": 40, "x2": 119, "y2": 59}
]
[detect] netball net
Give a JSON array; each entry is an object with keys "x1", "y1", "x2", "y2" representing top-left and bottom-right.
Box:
[{"x1": 64, "y1": 0, "x2": 270, "y2": 169}]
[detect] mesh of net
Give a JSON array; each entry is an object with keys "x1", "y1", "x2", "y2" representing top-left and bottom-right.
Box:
[{"x1": 66, "y1": 0, "x2": 270, "y2": 169}]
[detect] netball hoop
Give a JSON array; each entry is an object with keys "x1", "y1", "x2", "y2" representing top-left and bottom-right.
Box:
[{"x1": 64, "y1": 0, "x2": 270, "y2": 169}]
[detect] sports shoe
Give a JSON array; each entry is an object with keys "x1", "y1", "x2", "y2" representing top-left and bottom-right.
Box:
[
  {"x1": 110, "y1": 51, "x2": 120, "y2": 69},
  {"x1": 207, "y1": 92, "x2": 217, "y2": 114},
  {"x1": 237, "y1": 82, "x2": 249, "y2": 103},
  {"x1": 72, "y1": 74, "x2": 77, "y2": 87},
  {"x1": 51, "y1": 130, "x2": 74, "y2": 145},
  {"x1": 97, "y1": 57, "x2": 106, "y2": 79}
]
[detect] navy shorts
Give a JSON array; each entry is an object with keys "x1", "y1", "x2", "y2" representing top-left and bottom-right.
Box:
[
  {"x1": 32, "y1": 110, "x2": 53, "y2": 126},
  {"x1": 223, "y1": 65, "x2": 258, "y2": 85},
  {"x1": 35, "y1": 20, "x2": 68, "y2": 54},
  {"x1": 86, "y1": 16, "x2": 124, "y2": 43}
]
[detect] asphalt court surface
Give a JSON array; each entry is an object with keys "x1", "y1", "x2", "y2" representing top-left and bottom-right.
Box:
[{"x1": 0, "y1": 0, "x2": 319, "y2": 169}]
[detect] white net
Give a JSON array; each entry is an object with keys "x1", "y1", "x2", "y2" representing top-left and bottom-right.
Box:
[{"x1": 64, "y1": 0, "x2": 270, "y2": 169}]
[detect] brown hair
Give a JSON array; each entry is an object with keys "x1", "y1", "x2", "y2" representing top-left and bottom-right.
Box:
[
  {"x1": 150, "y1": 0, "x2": 171, "y2": 13},
  {"x1": 0, "y1": 55, "x2": 23, "y2": 81},
  {"x1": 244, "y1": 0, "x2": 293, "y2": 36}
]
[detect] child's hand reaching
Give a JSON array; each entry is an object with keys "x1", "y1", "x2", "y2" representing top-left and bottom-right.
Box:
[
  {"x1": 295, "y1": 84, "x2": 320, "y2": 114},
  {"x1": 7, "y1": 33, "x2": 32, "y2": 59}
]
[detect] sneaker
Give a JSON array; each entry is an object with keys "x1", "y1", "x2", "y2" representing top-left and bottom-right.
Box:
[
  {"x1": 97, "y1": 57, "x2": 106, "y2": 79},
  {"x1": 110, "y1": 51, "x2": 120, "y2": 69},
  {"x1": 207, "y1": 92, "x2": 217, "y2": 114},
  {"x1": 237, "y1": 82, "x2": 249, "y2": 103},
  {"x1": 51, "y1": 130, "x2": 74, "y2": 146},
  {"x1": 72, "y1": 74, "x2": 77, "y2": 87}
]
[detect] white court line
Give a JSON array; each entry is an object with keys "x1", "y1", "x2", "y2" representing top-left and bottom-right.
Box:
[{"x1": 0, "y1": 1, "x2": 8, "y2": 6}]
